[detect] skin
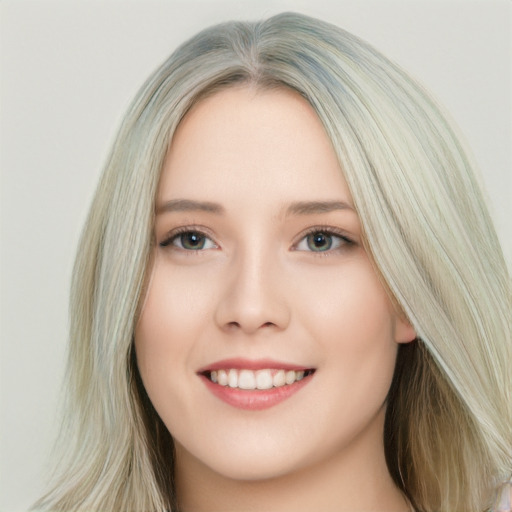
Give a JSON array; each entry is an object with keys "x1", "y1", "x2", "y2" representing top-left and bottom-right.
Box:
[{"x1": 135, "y1": 86, "x2": 416, "y2": 512}]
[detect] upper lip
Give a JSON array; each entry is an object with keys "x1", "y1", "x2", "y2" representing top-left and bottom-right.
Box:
[{"x1": 197, "y1": 358, "x2": 313, "y2": 373}]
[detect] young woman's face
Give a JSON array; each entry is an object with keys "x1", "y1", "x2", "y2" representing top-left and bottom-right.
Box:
[{"x1": 135, "y1": 87, "x2": 415, "y2": 482}]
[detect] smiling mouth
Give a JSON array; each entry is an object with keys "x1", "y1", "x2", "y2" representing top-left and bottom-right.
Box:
[
  {"x1": 198, "y1": 359, "x2": 317, "y2": 410},
  {"x1": 201, "y1": 368, "x2": 316, "y2": 390}
]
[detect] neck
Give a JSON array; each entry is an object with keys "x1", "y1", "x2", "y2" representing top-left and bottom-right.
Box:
[{"x1": 174, "y1": 407, "x2": 410, "y2": 512}]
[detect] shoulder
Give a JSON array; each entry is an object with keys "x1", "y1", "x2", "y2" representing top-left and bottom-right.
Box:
[{"x1": 493, "y1": 477, "x2": 511, "y2": 512}]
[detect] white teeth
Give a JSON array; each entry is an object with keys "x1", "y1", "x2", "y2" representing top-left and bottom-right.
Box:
[
  {"x1": 273, "y1": 369, "x2": 286, "y2": 387},
  {"x1": 217, "y1": 370, "x2": 228, "y2": 386},
  {"x1": 238, "y1": 369, "x2": 256, "y2": 390},
  {"x1": 256, "y1": 369, "x2": 273, "y2": 390},
  {"x1": 285, "y1": 370, "x2": 296, "y2": 385},
  {"x1": 228, "y1": 369, "x2": 238, "y2": 388},
  {"x1": 208, "y1": 368, "x2": 311, "y2": 389}
]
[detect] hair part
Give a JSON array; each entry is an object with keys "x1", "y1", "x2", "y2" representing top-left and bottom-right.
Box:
[{"x1": 34, "y1": 12, "x2": 511, "y2": 512}]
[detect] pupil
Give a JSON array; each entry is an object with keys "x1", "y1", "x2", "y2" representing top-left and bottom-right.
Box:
[
  {"x1": 308, "y1": 232, "x2": 332, "y2": 251},
  {"x1": 182, "y1": 232, "x2": 204, "y2": 249}
]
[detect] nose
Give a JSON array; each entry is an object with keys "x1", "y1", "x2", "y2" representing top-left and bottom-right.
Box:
[{"x1": 214, "y1": 248, "x2": 291, "y2": 335}]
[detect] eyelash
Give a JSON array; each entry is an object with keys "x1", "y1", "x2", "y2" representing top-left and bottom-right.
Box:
[
  {"x1": 159, "y1": 226, "x2": 217, "y2": 251},
  {"x1": 159, "y1": 225, "x2": 355, "y2": 254},
  {"x1": 293, "y1": 226, "x2": 355, "y2": 255}
]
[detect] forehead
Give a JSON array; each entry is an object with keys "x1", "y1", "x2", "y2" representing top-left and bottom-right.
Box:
[{"x1": 158, "y1": 86, "x2": 353, "y2": 208}]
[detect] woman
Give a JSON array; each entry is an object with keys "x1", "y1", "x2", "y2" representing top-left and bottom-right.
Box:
[{"x1": 34, "y1": 12, "x2": 511, "y2": 512}]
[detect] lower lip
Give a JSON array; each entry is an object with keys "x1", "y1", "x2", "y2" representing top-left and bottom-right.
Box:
[{"x1": 199, "y1": 374, "x2": 314, "y2": 410}]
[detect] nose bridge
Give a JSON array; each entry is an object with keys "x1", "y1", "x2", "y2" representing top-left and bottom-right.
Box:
[{"x1": 214, "y1": 239, "x2": 290, "y2": 334}]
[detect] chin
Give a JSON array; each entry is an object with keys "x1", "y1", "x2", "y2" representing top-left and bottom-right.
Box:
[
  {"x1": 179, "y1": 423, "x2": 364, "y2": 487},
  {"x1": 208, "y1": 453, "x2": 309, "y2": 482},
  {"x1": 176, "y1": 432, "x2": 317, "y2": 483}
]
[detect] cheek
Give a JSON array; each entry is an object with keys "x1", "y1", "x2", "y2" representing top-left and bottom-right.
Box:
[
  {"x1": 137, "y1": 257, "x2": 215, "y2": 345},
  {"x1": 134, "y1": 259, "x2": 216, "y2": 414},
  {"x1": 294, "y1": 257, "x2": 398, "y2": 407},
  {"x1": 296, "y1": 256, "x2": 396, "y2": 338}
]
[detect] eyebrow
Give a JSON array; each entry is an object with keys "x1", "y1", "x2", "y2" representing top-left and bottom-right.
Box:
[
  {"x1": 156, "y1": 199, "x2": 225, "y2": 215},
  {"x1": 285, "y1": 200, "x2": 354, "y2": 216},
  {"x1": 155, "y1": 199, "x2": 354, "y2": 216}
]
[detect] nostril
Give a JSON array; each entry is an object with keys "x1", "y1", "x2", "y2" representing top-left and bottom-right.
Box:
[{"x1": 225, "y1": 321, "x2": 276, "y2": 331}]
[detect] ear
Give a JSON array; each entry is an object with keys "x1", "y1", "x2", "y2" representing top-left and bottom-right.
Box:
[{"x1": 394, "y1": 315, "x2": 416, "y2": 344}]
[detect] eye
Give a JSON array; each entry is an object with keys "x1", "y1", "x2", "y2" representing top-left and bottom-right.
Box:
[
  {"x1": 160, "y1": 230, "x2": 217, "y2": 251},
  {"x1": 294, "y1": 230, "x2": 352, "y2": 252}
]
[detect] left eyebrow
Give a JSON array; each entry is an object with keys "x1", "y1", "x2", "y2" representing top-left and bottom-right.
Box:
[
  {"x1": 285, "y1": 200, "x2": 355, "y2": 216},
  {"x1": 155, "y1": 199, "x2": 225, "y2": 215}
]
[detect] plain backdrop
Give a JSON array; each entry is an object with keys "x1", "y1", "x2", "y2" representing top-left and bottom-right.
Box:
[{"x1": 1, "y1": 1, "x2": 510, "y2": 510}]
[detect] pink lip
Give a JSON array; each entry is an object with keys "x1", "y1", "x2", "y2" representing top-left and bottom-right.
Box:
[
  {"x1": 197, "y1": 358, "x2": 315, "y2": 411},
  {"x1": 197, "y1": 358, "x2": 311, "y2": 373}
]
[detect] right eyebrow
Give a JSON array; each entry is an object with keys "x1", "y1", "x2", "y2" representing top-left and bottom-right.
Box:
[
  {"x1": 155, "y1": 199, "x2": 225, "y2": 215},
  {"x1": 285, "y1": 200, "x2": 354, "y2": 216}
]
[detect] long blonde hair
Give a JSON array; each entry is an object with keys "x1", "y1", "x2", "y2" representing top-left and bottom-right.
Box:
[{"x1": 34, "y1": 12, "x2": 511, "y2": 512}]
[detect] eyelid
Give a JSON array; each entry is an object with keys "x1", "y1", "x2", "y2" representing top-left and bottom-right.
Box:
[
  {"x1": 159, "y1": 225, "x2": 219, "y2": 250},
  {"x1": 158, "y1": 224, "x2": 355, "y2": 252},
  {"x1": 291, "y1": 226, "x2": 355, "y2": 252}
]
